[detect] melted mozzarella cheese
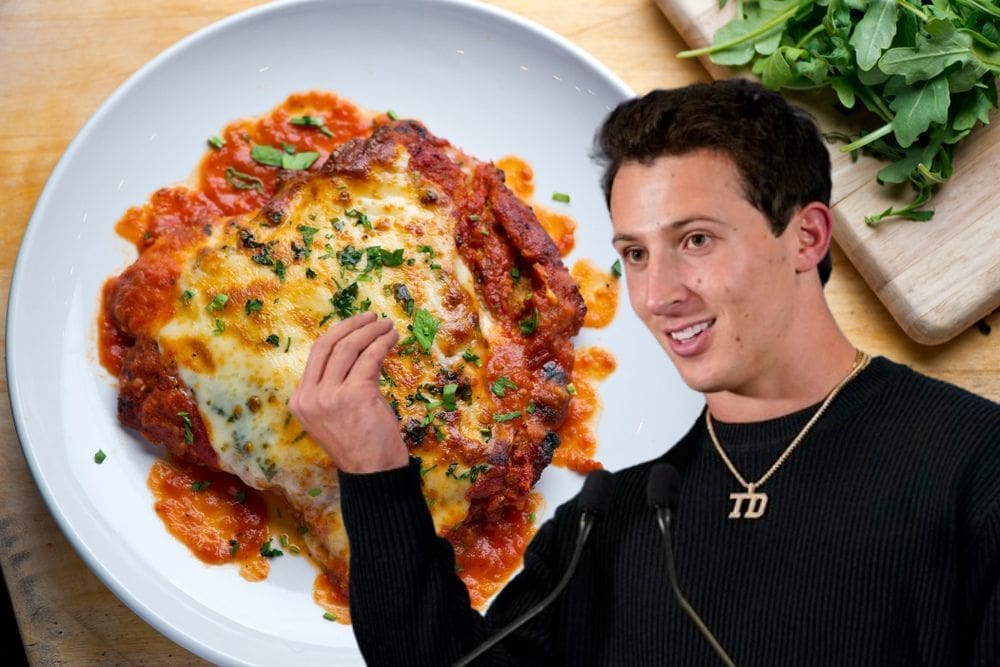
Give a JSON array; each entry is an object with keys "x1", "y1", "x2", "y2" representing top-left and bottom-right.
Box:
[{"x1": 154, "y1": 144, "x2": 504, "y2": 559}]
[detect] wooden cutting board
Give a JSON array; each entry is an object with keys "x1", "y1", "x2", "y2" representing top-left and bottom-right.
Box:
[{"x1": 654, "y1": 0, "x2": 1000, "y2": 345}]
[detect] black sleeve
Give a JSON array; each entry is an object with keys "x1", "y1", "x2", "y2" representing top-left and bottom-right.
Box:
[{"x1": 339, "y1": 458, "x2": 568, "y2": 666}]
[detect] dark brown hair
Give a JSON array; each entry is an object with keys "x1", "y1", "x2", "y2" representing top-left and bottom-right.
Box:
[{"x1": 595, "y1": 79, "x2": 833, "y2": 285}]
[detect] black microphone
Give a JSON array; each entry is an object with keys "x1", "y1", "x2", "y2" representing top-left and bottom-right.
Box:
[
  {"x1": 452, "y1": 469, "x2": 613, "y2": 667},
  {"x1": 647, "y1": 463, "x2": 736, "y2": 667}
]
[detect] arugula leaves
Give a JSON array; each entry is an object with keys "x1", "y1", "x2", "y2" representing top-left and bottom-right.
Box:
[{"x1": 681, "y1": 0, "x2": 1000, "y2": 224}]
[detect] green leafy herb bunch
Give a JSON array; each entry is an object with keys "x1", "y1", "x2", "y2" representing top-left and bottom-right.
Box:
[{"x1": 679, "y1": 0, "x2": 1000, "y2": 224}]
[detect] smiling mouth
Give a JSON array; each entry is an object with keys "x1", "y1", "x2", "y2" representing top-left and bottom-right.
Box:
[{"x1": 669, "y1": 319, "x2": 715, "y2": 342}]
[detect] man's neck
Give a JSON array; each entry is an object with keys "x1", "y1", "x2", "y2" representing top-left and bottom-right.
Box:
[{"x1": 705, "y1": 305, "x2": 858, "y2": 424}]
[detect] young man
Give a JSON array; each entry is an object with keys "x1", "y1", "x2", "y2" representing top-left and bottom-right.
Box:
[{"x1": 290, "y1": 80, "x2": 1000, "y2": 665}]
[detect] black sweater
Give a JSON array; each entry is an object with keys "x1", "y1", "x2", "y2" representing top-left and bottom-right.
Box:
[{"x1": 340, "y1": 357, "x2": 1000, "y2": 665}]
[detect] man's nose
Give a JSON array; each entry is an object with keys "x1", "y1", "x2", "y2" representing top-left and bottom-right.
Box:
[{"x1": 644, "y1": 254, "x2": 689, "y2": 314}]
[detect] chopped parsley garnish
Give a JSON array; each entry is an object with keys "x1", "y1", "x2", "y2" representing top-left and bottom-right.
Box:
[
  {"x1": 180, "y1": 289, "x2": 194, "y2": 305},
  {"x1": 527, "y1": 401, "x2": 536, "y2": 414},
  {"x1": 365, "y1": 246, "x2": 405, "y2": 270},
  {"x1": 285, "y1": 336, "x2": 292, "y2": 353},
  {"x1": 480, "y1": 427, "x2": 493, "y2": 443},
  {"x1": 511, "y1": 267, "x2": 521, "y2": 280},
  {"x1": 191, "y1": 480, "x2": 211, "y2": 492},
  {"x1": 235, "y1": 490, "x2": 247, "y2": 504},
  {"x1": 207, "y1": 135, "x2": 226, "y2": 150},
  {"x1": 224, "y1": 167, "x2": 263, "y2": 194},
  {"x1": 178, "y1": 411, "x2": 194, "y2": 444},
  {"x1": 93, "y1": 449, "x2": 106, "y2": 464},
  {"x1": 213, "y1": 318, "x2": 226, "y2": 335},
  {"x1": 265, "y1": 333, "x2": 281, "y2": 347},
  {"x1": 611, "y1": 259, "x2": 622, "y2": 278},
  {"x1": 206, "y1": 293, "x2": 229, "y2": 312},
  {"x1": 493, "y1": 410, "x2": 523, "y2": 422},
  {"x1": 244, "y1": 299, "x2": 263, "y2": 315},
  {"x1": 251, "y1": 143, "x2": 319, "y2": 170},
  {"x1": 412, "y1": 308, "x2": 440, "y2": 354},
  {"x1": 289, "y1": 114, "x2": 334, "y2": 138},
  {"x1": 417, "y1": 245, "x2": 435, "y2": 259},
  {"x1": 331, "y1": 282, "x2": 361, "y2": 319},
  {"x1": 274, "y1": 259, "x2": 286, "y2": 283},
  {"x1": 229, "y1": 540, "x2": 239, "y2": 556},
  {"x1": 442, "y1": 383, "x2": 458, "y2": 411},
  {"x1": 491, "y1": 376, "x2": 517, "y2": 397},
  {"x1": 567, "y1": 383, "x2": 577, "y2": 395},
  {"x1": 259, "y1": 539, "x2": 284, "y2": 558},
  {"x1": 552, "y1": 191, "x2": 571, "y2": 203},
  {"x1": 308, "y1": 487, "x2": 322, "y2": 498},
  {"x1": 298, "y1": 225, "x2": 320, "y2": 257},
  {"x1": 323, "y1": 612, "x2": 338, "y2": 622},
  {"x1": 462, "y1": 349, "x2": 481, "y2": 366},
  {"x1": 386, "y1": 109, "x2": 400, "y2": 121},
  {"x1": 519, "y1": 308, "x2": 539, "y2": 336},
  {"x1": 305, "y1": 267, "x2": 318, "y2": 279},
  {"x1": 338, "y1": 245, "x2": 364, "y2": 269},
  {"x1": 345, "y1": 208, "x2": 371, "y2": 230}
]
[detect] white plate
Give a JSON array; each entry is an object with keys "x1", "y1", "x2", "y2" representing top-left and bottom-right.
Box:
[{"x1": 6, "y1": 0, "x2": 703, "y2": 664}]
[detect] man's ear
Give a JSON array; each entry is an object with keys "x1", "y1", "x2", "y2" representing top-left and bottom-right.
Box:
[{"x1": 792, "y1": 202, "x2": 833, "y2": 277}]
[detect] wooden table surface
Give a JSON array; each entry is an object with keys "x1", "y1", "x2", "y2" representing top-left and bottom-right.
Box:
[{"x1": 1, "y1": 1, "x2": 996, "y2": 664}]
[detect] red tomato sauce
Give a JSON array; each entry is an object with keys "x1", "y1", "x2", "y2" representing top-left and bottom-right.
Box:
[
  {"x1": 555, "y1": 347, "x2": 617, "y2": 473},
  {"x1": 447, "y1": 493, "x2": 543, "y2": 608},
  {"x1": 148, "y1": 459, "x2": 271, "y2": 581}
]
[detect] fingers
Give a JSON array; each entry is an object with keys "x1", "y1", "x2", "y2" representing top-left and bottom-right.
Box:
[
  {"x1": 300, "y1": 311, "x2": 377, "y2": 388},
  {"x1": 348, "y1": 325, "x2": 400, "y2": 383},
  {"x1": 318, "y1": 315, "x2": 395, "y2": 386}
]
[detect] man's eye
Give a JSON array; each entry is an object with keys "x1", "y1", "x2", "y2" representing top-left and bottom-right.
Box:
[
  {"x1": 685, "y1": 233, "x2": 709, "y2": 249},
  {"x1": 625, "y1": 248, "x2": 647, "y2": 263}
]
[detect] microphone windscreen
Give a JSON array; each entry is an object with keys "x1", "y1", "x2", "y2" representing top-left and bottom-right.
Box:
[
  {"x1": 647, "y1": 463, "x2": 681, "y2": 512},
  {"x1": 577, "y1": 469, "x2": 613, "y2": 517}
]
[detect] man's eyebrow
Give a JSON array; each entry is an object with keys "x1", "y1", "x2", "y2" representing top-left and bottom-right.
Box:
[{"x1": 611, "y1": 217, "x2": 719, "y2": 244}]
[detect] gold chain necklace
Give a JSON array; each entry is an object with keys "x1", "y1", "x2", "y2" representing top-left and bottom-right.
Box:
[{"x1": 706, "y1": 349, "x2": 871, "y2": 520}]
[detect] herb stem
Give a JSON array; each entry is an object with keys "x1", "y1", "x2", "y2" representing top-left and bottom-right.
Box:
[
  {"x1": 953, "y1": 0, "x2": 1000, "y2": 20},
  {"x1": 677, "y1": 0, "x2": 811, "y2": 58},
  {"x1": 794, "y1": 23, "x2": 826, "y2": 48},
  {"x1": 840, "y1": 121, "x2": 895, "y2": 153},
  {"x1": 895, "y1": 0, "x2": 929, "y2": 22}
]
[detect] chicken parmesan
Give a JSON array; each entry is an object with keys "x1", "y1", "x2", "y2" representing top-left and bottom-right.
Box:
[{"x1": 100, "y1": 92, "x2": 587, "y2": 609}]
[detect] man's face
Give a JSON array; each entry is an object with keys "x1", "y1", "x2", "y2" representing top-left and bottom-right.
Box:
[{"x1": 610, "y1": 151, "x2": 802, "y2": 397}]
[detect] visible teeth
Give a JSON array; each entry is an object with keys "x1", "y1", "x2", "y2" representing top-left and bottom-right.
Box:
[{"x1": 671, "y1": 321, "x2": 710, "y2": 341}]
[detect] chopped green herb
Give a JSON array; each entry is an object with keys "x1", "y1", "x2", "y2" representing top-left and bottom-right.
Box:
[
  {"x1": 345, "y1": 208, "x2": 371, "y2": 230},
  {"x1": 178, "y1": 411, "x2": 194, "y2": 444},
  {"x1": 213, "y1": 318, "x2": 226, "y2": 335},
  {"x1": 251, "y1": 144, "x2": 285, "y2": 167},
  {"x1": 511, "y1": 267, "x2": 521, "y2": 280},
  {"x1": 298, "y1": 225, "x2": 320, "y2": 257},
  {"x1": 282, "y1": 151, "x2": 320, "y2": 170},
  {"x1": 235, "y1": 489, "x2": 247, "y2": 504},
  {"x1": 468, "y1": 214, "x2": 481, "y2": 222},
  {"x1": 611, "y1": 259, "x2": 622, "y2": 278},
  {"x1": 225, "y1": 167, "x2": 264, "y2": 193},
  {"x1": 279, "y1": 534, "x2": 289, "y2": 547},
  {"x1": 308, "y1": 487, "x2": 322, "y2": 497},
  {"x1": 229, "y1": 539, "x2": 239, "y2": 556},
  {"x1": 552, "y1": 191, "x2": 571, "y2": 203},
  {"x1": 386, "y1": 109, "x2": 400, "y2": 121},
  {"x1": 491, "y1": 376, "x2": 518, "y2": 397},
  {"x1": 259, "y1": 538, "x2": 284, "y2": 558},
  {"x1": 527, "y1": 401, "x2": 536, "y2": 414},
  {"x1": 462, "y1": 349, "x2": 481, "y2": 366},
  {"x1": 274, "y1": 259, "x2": 286, "y2": 283},
  {"x1": 419, "y1": 463, "x2": 438, "y2": 478},
  {"x1": 180, "y1": 289, "x2": 194, "y2": 305},
  {"x1": 305, "y1": 267, "x2": 318, "y2": 279},
  {"x1": 519, "y1": 308, "x2": 539, "y2": 336},
  {"x1": 323, "y1": 612, "x2": 338, "y2": 622},
  {"x1": 289, "y1": 115, "x2": 334, "y2": 138},
  {"x1": 567, "y1": 383, "x2": 577, "y2": 395},
  {"x1": 331, "y1": 282, "x2": 361, "y2": 319},
  {"x1": 412, "y1": 308, "x2": 440, "y2": 354},
  {"x1": 244, "y1": 299, "x2": 264, "y2": 315},
  {"x1": 494, "y1": 410, "x2": 523, "y2": 422},
  {"x1": 265, "y1": 333, "x2": 281, "y2": 347},
  {"x1": 442, "y1": 383, "x2": 458, "y2": 411},
  {"x1": 207, "y1": 135, "x2": 226, "y2": 150},
  {"x1": 285, "y1": 336, "x2": 292, "y2": 353},
  {"x1": 94, "y1": 449, "x2": 106, "y2": 464},
  {"x1": 480, "y1": 427, "x2": 493, "y2": 443},
  {"x1": 207, "y1": 293, "x2": 229, "y2": 312},
  {"x1": 191, "y1": 480, "x2": 212, "y2": 492}
]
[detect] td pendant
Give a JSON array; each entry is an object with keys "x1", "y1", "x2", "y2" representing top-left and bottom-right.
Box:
[{"x1": 728, "y1": 489, "x2": 768, "y2": 519}]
